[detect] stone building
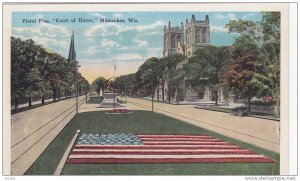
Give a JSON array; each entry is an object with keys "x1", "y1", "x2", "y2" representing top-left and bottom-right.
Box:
[
  {"x1": 163, "y1": 14, "x2": 210, "y2": 58},
  {"x1": 158, "y1": 14, "x2": 223, "y2": 102}
]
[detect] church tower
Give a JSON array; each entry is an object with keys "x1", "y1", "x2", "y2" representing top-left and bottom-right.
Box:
[
  {"x1": 185, "y1": 15, "x2": 210, "y2": 57},
  {"x1": 163, "y1": 21, "x2": 184, "y2": 57}
]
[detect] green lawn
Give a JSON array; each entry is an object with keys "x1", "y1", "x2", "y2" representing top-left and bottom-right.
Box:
[
  {"x1": 87, "y1": 96, "x2": 103, "y2": 104},
  {"x1": 25, "y1": 110, "x2": 279, "y2": 175}
]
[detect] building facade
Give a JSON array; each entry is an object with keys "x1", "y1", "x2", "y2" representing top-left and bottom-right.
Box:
[
  {"x1": 159, "y1": 14, "x2": 223, "y2": 102},
  {"x1": 163, "y1": 14, "x2": 210, "y2": 58}
]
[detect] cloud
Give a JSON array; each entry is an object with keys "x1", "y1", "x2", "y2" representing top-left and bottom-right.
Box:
[
  {"x1": 12, "y1": 23, "x2": 70, "y2": 39},
  {"x1": 133, "y1": 21, "x2": 165, "y2": 32},
  {"x1": 111, "y1": 53, "x2": 143, "y2": 62},
  {"x1": 12, "y1": 33, "x2": 69, "y2": 55},
  {"x1": 215, "y1": 13, "x2": 237, "y2": 21},
  {"x1": 146, "y1": 48, "x2": 162, "y2": 58},
  {"x1": 242, "y1": 13, "x2": 256, "y2": 19},
  {"x1": 12, "y1": 23, "x2": 71, "y2": 57},
  {"x1": 113, "y1": 13, "x2": 122, "y2": 18},
  {"x1": 80, "y1": 53, "x2": 144, "y2": 64},
  {"x1": 133, "y1": 36, "x2": 148, "y2": 47},
  {"x1": 100, "y1": 39, "x2": 120, "y2": 48},
  {"x1": 84, "y1": 20, "x2": 165, "y2": 37},
  {"x1": 210, "y1": 25, "x2": 228, "y2": 33},
  {"x1": 141, "y1": 31, "x2": 161, "y2": 36},
  {"x1": 92, "y1": 13, "x2": 107, "y2": 18},
  {"x1": 79, "y1": 45, "x2": 98, "y2": 56}
]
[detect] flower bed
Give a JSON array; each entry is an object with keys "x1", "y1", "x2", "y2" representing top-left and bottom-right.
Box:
[{"x1": 106, "y1": 109, "x2": 133, "y2": 114}]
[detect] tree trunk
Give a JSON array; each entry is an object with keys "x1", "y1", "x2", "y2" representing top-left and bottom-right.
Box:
[
  {"x1": 28, "y1": 92, "x2": 32, "y2": 107},
  {"x1": 42, "y1": 97, "x2": 45, "y2": 104},
  {"x1": 161, "y1": 79, "x2": 165, "y2": 102},
  {"x1": 168, "y1": 84, "x2": 171, "y2": 104},
  {"x1": 156, "y1": 86, "x2": 159, "y2": 101},
  {"x1": 58, "y1": 91, "x2": 61, "y2": 100},
  {"x1": 14, "y1": 97, "x2": 18, "y2": 109},
  {"x1": 214, "y1": 90, "x2": 218, "y2": 106},
  {"x1": 247, "y1": 96, "x2": 251, "y2": 114},
  {"x1": 275, "y1": 83, "x2": 280, "y2": 116},
  {"x1": 51, "y1": 84, "x2": 56, "y2": 102}
]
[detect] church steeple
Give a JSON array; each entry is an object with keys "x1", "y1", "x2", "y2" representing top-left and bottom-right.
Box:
[{"x1": 68, "y1": 31, "x2": 76, "y2": 62}]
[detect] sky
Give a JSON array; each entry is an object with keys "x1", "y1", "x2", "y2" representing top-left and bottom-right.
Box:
[{"x1": 12, "y1": 12, "x2": 262, "y2": 83}]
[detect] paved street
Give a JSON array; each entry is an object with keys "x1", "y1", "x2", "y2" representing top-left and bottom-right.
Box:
[
  {"x1": 119, "y1": 97, "x2": 280, "y2": 153},
  {"x1": 11, "y1": 96, "x2": 85, "y2": 175}
]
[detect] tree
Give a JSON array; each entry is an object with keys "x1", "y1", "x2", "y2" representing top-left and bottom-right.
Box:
[
  {"x1": 169, "y1": 67, "x2": 185, "y2": 103},
  {"x1": 91, "y1": 77, "x2": 106, "y2": 95},
  {"x1": 11, "y1": 37, "x2": 26, "y2": 109},
  {"x1": 115, "y1": 73, "x2": 137, "y2": 96},
  {"x1": 183, "y1": 46, "x2": 230, "y2": 105},
  {"x1": 164, "y1": 54, "x2": 185, "y2": 103},
  {"x1": 11, "y1": 36, "x2": 90, "y2": 108},
  {"x1": 157, "y1": 58, "x2": 167, "y2": 101},
  {"x1": 226, "y1": 12, "x2": 280, "y2": 114},
  {"x1": 11, "y1": 38, "x2": 43, "y2": 107},
  {"x1": 222, "y1": 35, "x2": 272, "y2": 113},
  {"x1": 77, "y1": 74, "x2": 90, "y2": 96},
  {"x1": 136, "y1": 57, "x2": 161, "y2": 98}
]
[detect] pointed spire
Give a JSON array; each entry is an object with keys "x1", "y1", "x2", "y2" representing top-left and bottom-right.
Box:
[
  {"x1": 191, "y1": 14, "x2": 195, "y2": 22},
  {"x1": 186, "y1": 19, "x2": 188, "y2": 24},
  {"x1": 68, "y1": 31, "x2": 76, "y2": 62},
  {"x1": 164, "y1": 25, "x2": 166, "y2": 31},
  {"x1": 181, "y1": 22, "x2": 184, "y2": 29},
  {"x1": 168, "y1": 21, "x2": 171, "y2": 28},
  {"x1": 205, "y1": 15, "x2": 209, "y2": 24}
]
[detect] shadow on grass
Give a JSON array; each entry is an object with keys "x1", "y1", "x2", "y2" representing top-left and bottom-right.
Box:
[{"x1": 25, "y1": 110, "x2": 279, "y2": 175}]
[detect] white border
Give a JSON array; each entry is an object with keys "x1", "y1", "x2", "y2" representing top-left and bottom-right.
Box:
[{"x1": 1, "y1": 2, "x2": 295, "y2": 177}]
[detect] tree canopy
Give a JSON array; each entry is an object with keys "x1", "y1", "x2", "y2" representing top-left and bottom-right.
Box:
[{"x1": 11, "y1": 36, "x2": 90, "y2": 109}]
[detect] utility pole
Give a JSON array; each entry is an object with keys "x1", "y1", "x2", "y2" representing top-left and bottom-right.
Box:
[
  {"x1": 151, "y1": 74, "x2": 154, "y2": 112},
  {"x1": 125, "y1": 83, "x2": 127, "y2": 102},
  {"x1": 113, "y1": 64, "x2": 116, "y2": 110},
  {"x1": 76, "y1": 66, "x2": 78, "y2": 114},
  {"x1": 75, "y1": 64, "x2": 81, "y2": 114}
]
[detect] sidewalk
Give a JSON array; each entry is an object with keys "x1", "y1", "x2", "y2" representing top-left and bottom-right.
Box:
[
  {"x1": 121, "y1": 97, "x2": 280, "y2": 153},
  {"x1": 10, "y1": 96, "x2": 85, "y2": 175}
]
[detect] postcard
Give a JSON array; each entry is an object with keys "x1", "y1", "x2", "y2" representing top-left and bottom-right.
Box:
[{"x1": 2, "y1": 2, "x2": 296, "y2": 177}]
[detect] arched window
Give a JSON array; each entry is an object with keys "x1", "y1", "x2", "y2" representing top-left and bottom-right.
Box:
[
  {"x1": 196, "y1": 28, "x2": 201, "y2": 43},
  {"x1": 171, "y1": 35, "x2": 176, "y2": 48},
  {"x1": 202, "y1": 28, "x2": 206, "y2": 43}
]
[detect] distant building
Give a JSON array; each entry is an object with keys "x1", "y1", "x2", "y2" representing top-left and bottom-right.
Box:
[{"x1": 159, "y1": 14, "x2": 224, "y2": 102}]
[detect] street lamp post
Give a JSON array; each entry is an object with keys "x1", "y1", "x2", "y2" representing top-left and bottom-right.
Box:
[
  {"x1": 125, "y1": 83, "x2": 127, "y2": 102},
  {"x1": 152, "y1": 82, "x2": 154, "y2": 112},
  {"x1": 113, "y1": 64, "x2": 116, "y2": 110},
  {"x1": 75, "y1": 64, "x2": 81, "y2": 114},
  {"x1": 151, "y1": 71, "x2": 154, "y2": 112}
]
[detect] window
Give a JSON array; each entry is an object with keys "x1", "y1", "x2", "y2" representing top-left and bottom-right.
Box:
[
  {"x1": 202, "y1": 33, "x2": 206, "y2": 43},
  {"x1": 202, "y1": 28, "x2": 207, "y2": 43},
  {"x1": 164, "y1": 36, "x2": 168, "y2": 50},
  {"x1": 171, "y1": 35, "x2": 176, "y2": 48},
  {"x1": 196, "y1": 28, "x2": 201, "y2": 43}
]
